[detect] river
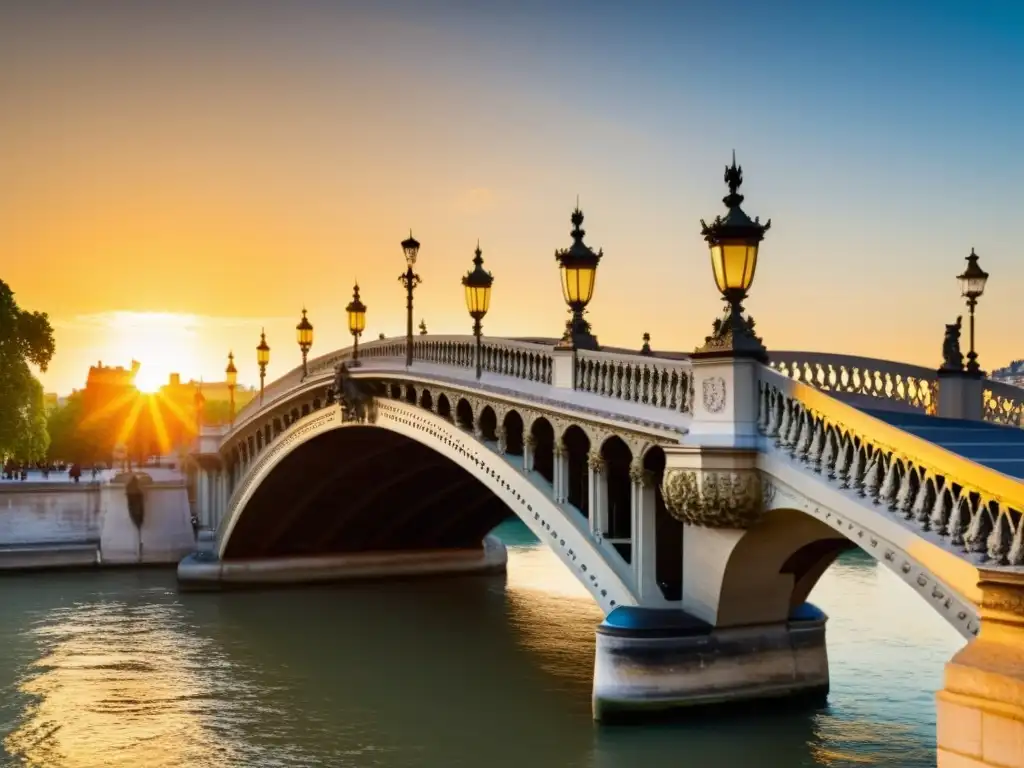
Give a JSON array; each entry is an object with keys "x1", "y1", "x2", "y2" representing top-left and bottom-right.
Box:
[{"x1": 0, "y1": 520, "x2": 961, "y2": 767}]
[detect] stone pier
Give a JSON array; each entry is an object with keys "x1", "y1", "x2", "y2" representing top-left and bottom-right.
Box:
[
  {"x1": 937, "y1": 570, "x2": 1024, "y2": 768},
  {"x1": 592, "y1": 604, "x2": 829, "y2": 721},
  {"x1": 178, "y1": 533, "x2": 508, "y2": 589}
]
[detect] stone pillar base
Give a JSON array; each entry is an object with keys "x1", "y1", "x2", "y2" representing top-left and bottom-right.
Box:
[
  {"x1": 177, "y1": 534, "x2": 507, "y2": 590},
  {"x1": 593, "y1": 604, "x2": 829, "y2": 722}
]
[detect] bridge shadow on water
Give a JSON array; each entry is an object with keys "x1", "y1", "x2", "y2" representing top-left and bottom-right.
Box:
[{"x1": 171, "y1": 519, "x2": 955, "y2": 767}]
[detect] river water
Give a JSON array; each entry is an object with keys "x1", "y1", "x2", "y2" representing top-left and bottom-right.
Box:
[{"x1": 0, "y1": 520, "x2": 961, "y2": 768}]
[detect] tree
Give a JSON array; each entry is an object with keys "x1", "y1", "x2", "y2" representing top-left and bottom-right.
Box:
[
  {"x1": 15, "y1": 377, "x2": 49, "y2": 462},
  {"x1": 0, "y1": 280, "x2": 55, "y2": 461}
]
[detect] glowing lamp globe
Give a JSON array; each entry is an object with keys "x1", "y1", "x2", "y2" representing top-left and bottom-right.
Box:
[{"x1": 462, "y1": 244, "x2": 494, "y2": 320}]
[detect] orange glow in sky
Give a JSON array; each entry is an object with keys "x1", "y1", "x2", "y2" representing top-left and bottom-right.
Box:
[{"x1": 3, "y1": 4, "x2": 1020, "y2": 395}]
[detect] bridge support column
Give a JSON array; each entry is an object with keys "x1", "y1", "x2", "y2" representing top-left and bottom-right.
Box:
[
  {"x1": 553, "y1": 441, "x2": 568, "y2": 503},
  {"x1": 937, "y1": 570, "x2": 1024, "y2": 768},
  {"x1": 588, "y1": 451, "x2": 608, "y2": 536},
  {"x1": 630, "y1": 461, "x2": 659, "y2": 601},
  {"x1": 523, "y1": 434, "x2": 535, "y2": 473}
]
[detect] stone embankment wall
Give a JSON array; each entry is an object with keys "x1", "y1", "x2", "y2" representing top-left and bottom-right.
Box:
[{"x1": 0, "y1": 476, "x2": 195, "y2": 569}]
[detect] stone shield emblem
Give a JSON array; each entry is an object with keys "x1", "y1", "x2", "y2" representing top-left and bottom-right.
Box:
[{"x1": 702, "y1": 376, "x2": 727, "y2": 413}]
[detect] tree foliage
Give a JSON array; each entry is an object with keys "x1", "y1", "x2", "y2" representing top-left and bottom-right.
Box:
[{"x1": 0, "y1": 280, "x2": 55, "y2": 461}]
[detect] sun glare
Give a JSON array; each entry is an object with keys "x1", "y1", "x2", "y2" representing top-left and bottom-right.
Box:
[{"x1": 106, "y1": 312, "x2": 199, "y2": 393}]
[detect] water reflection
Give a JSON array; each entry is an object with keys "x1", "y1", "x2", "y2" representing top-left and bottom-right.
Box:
[{"x1": 0, "y1": 521, "x2": 963, "y2": 768}]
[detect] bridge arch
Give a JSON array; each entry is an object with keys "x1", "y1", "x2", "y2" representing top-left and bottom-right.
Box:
[
  {"x1": 217, "y1": 400, "x2": 637, "y2": 614},
  {"x1": 704, "y1": 468, "x2": 980, "y2": 638}
]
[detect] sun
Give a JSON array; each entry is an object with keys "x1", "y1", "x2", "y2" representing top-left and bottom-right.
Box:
[
  {"x1": 105, "y1": 312, "x2": 199, "y2": 393},
  {"x1": 133, "y1": 365, "x2": 166, "y2": 394}
]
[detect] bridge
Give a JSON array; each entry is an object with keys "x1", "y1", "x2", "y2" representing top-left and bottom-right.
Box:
[{"x1": 182, "y1": 177, "x2": 1024, "y2": 766}]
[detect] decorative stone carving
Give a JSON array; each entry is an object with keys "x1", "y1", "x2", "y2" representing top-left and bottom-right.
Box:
[
  {"x1": 553, "y1": 440, "x2": 567, "y2": 458},
  {"x1": 334, "y1": 363, "x2": 377, "y2": 424},
  {"x1": 523, "y1": 434, "x2": 537, "y2": 449},
  {"x1": 701, "y1": 376, "x2": 727, "y2": 414},
  {"x1": 661, "y1": 468, "x2": 770, "y2": 528},
  {"x1": 587, "y1": 451, "x2": 606, "y2": 473},
  {"x1": 940, "y1": 316, "x2": 964, "y2": 372},
  {"x1": 628, "y1": 458, "x2": 652, "y2": 487}
]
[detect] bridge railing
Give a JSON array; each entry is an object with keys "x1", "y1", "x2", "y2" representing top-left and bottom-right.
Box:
[
  {"x1": 769, "y1": 351, "x2": 938, "y2": 415},
  {"x1": 574, "y1": 349, "x2": 693, "y2": 413},
  {"x1": 984, "y1": 379, "x2": 1024, "y2": 428},
  {"x1": 757, "y1": 365, "x2": 1024, "y2": 568},
  {"x1": 227, "y1": 335, "x2": 557, "y2": 435}
]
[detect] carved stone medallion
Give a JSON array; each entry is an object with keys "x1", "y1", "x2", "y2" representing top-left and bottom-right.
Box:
[
  {"x1": 702, "y1": 376, "x2": 727, "y2": 413},
  {"x1": 661, "y1": 468, "x2": 771, "y2": 529}
]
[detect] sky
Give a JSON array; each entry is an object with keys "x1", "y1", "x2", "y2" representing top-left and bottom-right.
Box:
[{"x1": 2, "y1": 0, "x2": 1022, "y2": 395}]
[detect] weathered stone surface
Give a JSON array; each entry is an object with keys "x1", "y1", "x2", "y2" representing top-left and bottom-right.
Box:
[{"x1": 592, "y1": 605, "x2": 829, "y2": 721}]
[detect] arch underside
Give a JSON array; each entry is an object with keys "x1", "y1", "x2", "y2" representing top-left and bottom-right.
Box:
[
  {"x1": 223, "y1": 426, "x2": 512, "y2": 559},
  {"x1": 719, "y1": 475, "x2": 980, "y2": 638}
]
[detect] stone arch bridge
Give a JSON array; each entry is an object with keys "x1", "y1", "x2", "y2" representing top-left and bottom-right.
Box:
[{"x1": 186, "y1": 335, "x2": 1024, "y2": 763}]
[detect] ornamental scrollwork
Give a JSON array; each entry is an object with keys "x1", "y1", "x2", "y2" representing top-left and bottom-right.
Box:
[{"x1": 661, "y1": 468, "x2": 771, "y2": 529}]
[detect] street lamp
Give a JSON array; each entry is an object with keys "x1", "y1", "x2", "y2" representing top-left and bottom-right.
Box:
[
  {"x1": 419, "y1": 319, "x2": 428, "y2": 335},
  {"x1": 694, "y1": 152, "x2": 771, "y2": 361},
  {"x1": 296, "y1": 308, "x2": 313, "y2": 379},
  {"x1": 225, "y1": 351, "x2": 237, "y2": 427},
  {"x1": 256, "y1": 329, "x2": 270, "y2": 405},
  {"x1": 462, "y1": 241, "x2": 494, "y2": 379},
  {"x1": 398, "y1": 230, "x2": 421, "y2": 367},
  {"x1": 346, "y1": 283, "x2": 367, "y2": 367},
  {"x1": 957, "y1": 248, "x2": 989, "y2": 375},
  {"x1": 554, "y1": 204, "x2": 602, "y2": 350}
]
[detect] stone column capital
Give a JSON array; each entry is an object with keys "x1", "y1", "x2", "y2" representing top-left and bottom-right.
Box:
[{"x1": 587, "y1": 451, "x2": 606, "y2": 473}]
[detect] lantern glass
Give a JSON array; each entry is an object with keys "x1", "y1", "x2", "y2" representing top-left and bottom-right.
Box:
[
  {"x1": 348, "y1": 308, "x2": 366, "y2": 334},
  {"x1": 296, "y1": 324, "x2": 313, "y2": 347},
  {"x1": 464, "y1": 283, "x2": 491, "y2": 317},
  {"x1": 401, "y1": 234, "x2": 420, "y2": 267},
  {"x1": 560, "y1": 264, "x2": 596, "y2": 306},
  {"x1": 256, "y1": 339, "x2": 270, "y2": 367},
  {"x1": 959, "y1": 272, "x2": 988, "y2": 299},
  {"x1": 226, "y1": 367, "x2": 237, "y2": 388},
  {"x1": 710, "y1": 240, "x2": 759, "y2": 295}
]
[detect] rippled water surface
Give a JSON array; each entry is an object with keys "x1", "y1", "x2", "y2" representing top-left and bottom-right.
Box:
[{"x1": 0, "y1": 521, "x2": 961, "y2": 767}]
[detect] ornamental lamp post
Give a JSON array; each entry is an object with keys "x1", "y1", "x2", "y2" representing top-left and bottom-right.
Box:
[
  {"x1": 225, "y1": 351, "x2": 237, "y2": 427},
  {"x1": 256, "y1": 329, "x2": 270, "y2": 405},
  {"x1": 694, "y1": 152, "x2": 771, "y2": 361},
  {"x1": 957, "y1": 248, "x2": 989, "y2": 375},
  {"x1": 296, "y1": 308, "x2": 314, "y2": 379},
  {"x1": 419, "y1": 319, "x2": 428, "y2": 335},
  {"x1": 554, "y1": 204, "x2": 602, "y2": 350},
  {"x1": 346, "y1": 283, "x2": 367, "y2": 367},
  {"x1": 399, "y1": 231, "x2": 422, "y2": 367},
  {"x1": 462, "y1": 241, "x2": 494, "y2": 379}
]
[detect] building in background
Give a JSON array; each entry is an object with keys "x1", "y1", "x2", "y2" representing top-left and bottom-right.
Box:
[{"x1": 992, "y1": 360, "x2": 1024, "y2": 389}]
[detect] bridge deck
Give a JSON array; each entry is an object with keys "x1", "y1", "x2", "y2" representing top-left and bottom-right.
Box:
[{"x1": 863, "y1": 408, "x2": 1024, "y2": 480}]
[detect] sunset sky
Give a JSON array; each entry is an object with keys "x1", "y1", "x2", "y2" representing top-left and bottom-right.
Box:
[{"x1": 2, "y1": 1, "x2": 1022, "y2": 395}]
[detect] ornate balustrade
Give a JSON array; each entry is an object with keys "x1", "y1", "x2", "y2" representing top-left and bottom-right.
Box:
[
  {"x1": 574, "y1": 349, "x2": 692, "y2": 414},
  {"x1": 984, "y1": 379, "x2": 1024, "y2": 427},
  {"x1": 770, "y1": 351, "x2": 938, "y2": 414},
  {"x1": 758, "y1": 366, "x2": 1024, "y2": 568},
  {"x1": 227, "y1": 336, "x2": 555, "y2": 436}
]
